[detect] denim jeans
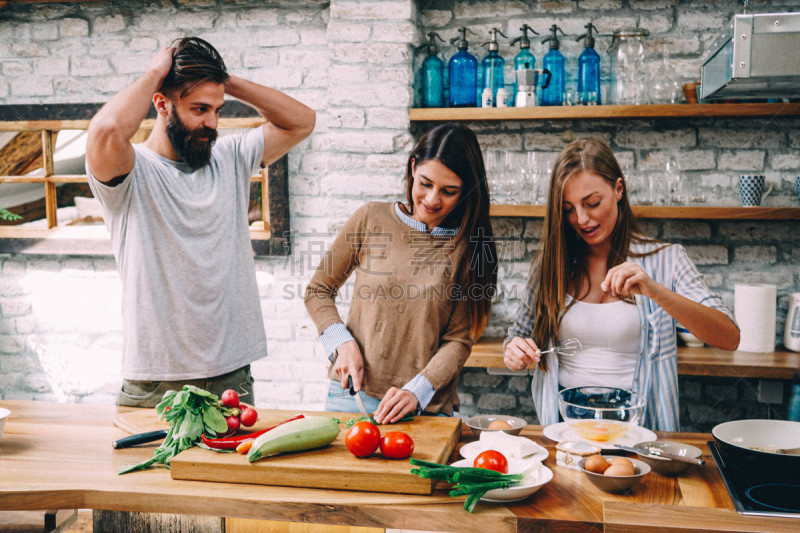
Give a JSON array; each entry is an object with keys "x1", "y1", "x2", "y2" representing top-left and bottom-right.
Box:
[
  {"x1": 325, "y1": 379, "x2": 382, "y2": 413},
  {"x1": 324, "y1": 379, "x2": 452, "y2": 417}
]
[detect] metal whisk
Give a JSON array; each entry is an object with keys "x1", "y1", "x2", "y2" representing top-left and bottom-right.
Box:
[{"x1": 536, "y1": 338, "x2": 582, "y2": 358}]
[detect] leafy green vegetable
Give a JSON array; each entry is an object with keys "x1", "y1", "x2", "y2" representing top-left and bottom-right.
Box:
[
  {"x1": 118, "y1": 385, "x2": 230, "y2": 474},
  {"x1": 409, "y1": 458, "x2": 525, "y2": 513}
]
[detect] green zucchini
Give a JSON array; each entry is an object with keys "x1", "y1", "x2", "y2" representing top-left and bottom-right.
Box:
[{"x1": 247, "y1": 415, "x2": 340, "y2": 462}]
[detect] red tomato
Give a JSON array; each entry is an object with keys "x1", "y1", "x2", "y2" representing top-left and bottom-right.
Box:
[
  {"x1": 239, "y1": 407, "x2": 258, "y2": 427},
  {"x1": 221, "y1": 389, "x2": 240, "y2": 408},
  {"x1": 345, "y1": 421, "x2": 381, "y2": 458},
  {"x1": 379, "y1": 431, "x2": 414, "y2": 459},
  {"x1": 473, "y1": 450, "x2": 508, "y2": 474}
]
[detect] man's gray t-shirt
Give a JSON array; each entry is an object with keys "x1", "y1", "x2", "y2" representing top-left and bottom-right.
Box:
[{"x1": 87, "y1": 127, "x2": 267, "y2": 380}]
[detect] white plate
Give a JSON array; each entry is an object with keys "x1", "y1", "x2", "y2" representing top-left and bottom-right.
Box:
[
  {"x1": 542, "y1": 422, "x2": 657, "y2": 449},
  {"x1": 459, "y1": 439, "x2": 549, "y2": 463},
  {"x1": 449, "y1": 458, "x2": 553, "y2": 502}
]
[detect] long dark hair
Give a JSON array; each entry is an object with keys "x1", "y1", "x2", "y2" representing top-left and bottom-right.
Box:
[
  {"x1": 160, "y1": 37, "x2": 229, "y2": 98},
  {"x1": 405, "y1": 124, "x2": 498, "y2": 340},
  {"x1": 532, "y1": 137, "x2": 661, "y2": 370}
]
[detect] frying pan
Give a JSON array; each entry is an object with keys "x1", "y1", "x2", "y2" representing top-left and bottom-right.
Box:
[{"x1": 711, "y1": 419, "x2": 800, "y2": 481}]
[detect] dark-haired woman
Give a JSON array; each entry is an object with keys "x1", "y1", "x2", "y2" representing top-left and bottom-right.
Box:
[
  {"x1": 305, "y1": 124, "x2": 497, "y2": 423},
  {"x1": 503, "y1": 138, "x2": 739, "y2": 431}
]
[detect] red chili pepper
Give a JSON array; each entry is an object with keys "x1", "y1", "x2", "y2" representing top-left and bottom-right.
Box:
[{"x1": 201, "y1": 414, "x2": 305, "y2": 450}]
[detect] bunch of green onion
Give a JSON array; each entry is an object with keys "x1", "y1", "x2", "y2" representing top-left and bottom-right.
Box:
[{"x1": 410, "y1": 458, "x2": 528, "y2": 513}]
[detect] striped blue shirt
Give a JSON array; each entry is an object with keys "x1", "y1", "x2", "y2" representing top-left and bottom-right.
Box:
[
  {"x1": 318, "y1": 203, "x2": 456, "y2": 411},
  {"x1": 506, "y1": 241, "x2": 736, "y2": 431}
]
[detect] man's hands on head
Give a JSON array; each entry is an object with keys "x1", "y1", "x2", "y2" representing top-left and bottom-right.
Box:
[{"x1": 149, "y1": 46, "x2": 176, "y2": 89}]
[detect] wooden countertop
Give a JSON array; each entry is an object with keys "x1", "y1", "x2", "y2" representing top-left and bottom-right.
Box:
[
  {"x1": 0, "y1": 400, "x2": 796, "y2": 533},
  {"x1": 468, "y1": 338, "x2": 800, "y2": 380}
]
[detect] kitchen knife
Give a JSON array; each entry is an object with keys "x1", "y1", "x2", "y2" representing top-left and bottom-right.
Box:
[
  {"x1": 112, "y1": 429, "x2": 167, "y2": 449},
  {"x1": 347, "y1": 376, "x2": 370, "y2": 417},
  {"x1": 613, "y1": 444, "x2": 705, "y2": 465}
]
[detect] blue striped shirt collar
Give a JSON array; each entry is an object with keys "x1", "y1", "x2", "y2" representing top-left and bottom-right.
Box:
[{"x1": 394, "y1": 202, "x2": 458, "y2": 237}]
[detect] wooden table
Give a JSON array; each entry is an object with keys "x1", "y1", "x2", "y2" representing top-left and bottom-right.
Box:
[
  {"x1": 468, "y1": 338, "x2": 800, "y2": 380},
  {"x1": 0, "y1": 400, "x2": 796, "y2": 533}
]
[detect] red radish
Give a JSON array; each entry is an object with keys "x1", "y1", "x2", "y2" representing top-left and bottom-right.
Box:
[
  {"x1": 239, "y1": 407, "x2": 258, "y2": 427},
  {"x1": 221, "y1": 389, "x2": 240, "y2": 408}
]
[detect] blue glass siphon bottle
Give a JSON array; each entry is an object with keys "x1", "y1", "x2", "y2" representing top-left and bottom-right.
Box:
[
  {"x1": 480, "y1": 28, "x2": 508, "y2": 107},
  {"x1": 416, "y1": 32, "x2": 445, "y2": 108},
  {"x1": 541, "y1": 25, "x2": 566, "y2": 106},
  {"x1": 448, "y1": 27, "x2": 478, "y2": 107},
  {"x1": 510, "y1": 24, "x2": 539, "y2": 105},
  {"x1": 576, "y1": 22, "x2": 601, "y2": 105}
]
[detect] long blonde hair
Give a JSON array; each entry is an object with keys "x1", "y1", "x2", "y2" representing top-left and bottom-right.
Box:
[{"x1": 531, "y1": 138, "x2": 660, "y2": 370}]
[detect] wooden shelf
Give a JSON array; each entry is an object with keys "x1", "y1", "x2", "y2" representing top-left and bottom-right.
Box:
[
  {"x1": 409, "y1": 102, "x2": 800, "y2": 122},
  {"x1": 468, "y1": 337, "x2": 800, "y2": 380},
  {"x1": 490, "y1": 204, "x2": 800, "y2": 220}
]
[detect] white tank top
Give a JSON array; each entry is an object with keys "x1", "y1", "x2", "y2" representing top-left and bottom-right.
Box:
[{"x1": 557, "y1": 297, "x2": 641, "y2": 390}]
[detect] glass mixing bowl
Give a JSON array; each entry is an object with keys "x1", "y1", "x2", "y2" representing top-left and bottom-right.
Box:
[{"x1": 558, "y1": 387, "x2": 646, "y2": 442}]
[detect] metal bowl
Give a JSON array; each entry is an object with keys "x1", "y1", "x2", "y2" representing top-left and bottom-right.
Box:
[
  {"x1": 632, "y1": 440, "x2": 702, "y2": 476},
  {"x1": 557, "y1": 387, "x2": 646, "y2": 442},
  {"x1": 578, "y1": 455, "x2": 650, "y2": 493},
  {"x1": 712, "y1": 419, "x2": 800, "y2": 481},
  {"x1": 465, "y1": 414, "x2": 527, "y2": 437}
]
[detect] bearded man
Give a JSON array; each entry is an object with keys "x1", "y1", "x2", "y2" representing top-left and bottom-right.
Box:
[{"x1": 86, "y1": 37, "x2": 315, "y2": 407}]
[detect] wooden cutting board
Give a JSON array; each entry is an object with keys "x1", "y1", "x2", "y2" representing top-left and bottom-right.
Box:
[
  {"x1": 168, "y1": 409, "x2": 461, "y2": 495},
  {"x1": 114, "y1": 409, "x2": 169, "y2": 435}
]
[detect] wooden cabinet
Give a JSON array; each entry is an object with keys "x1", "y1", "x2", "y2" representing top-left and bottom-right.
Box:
[{"x1": 410, "y1": 103, "x2": 800, "y2": 221}]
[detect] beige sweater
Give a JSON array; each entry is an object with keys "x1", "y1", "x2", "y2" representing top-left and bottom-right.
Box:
[{"x1": 304, "y1": 202, "x2": 474, "y2": 414}]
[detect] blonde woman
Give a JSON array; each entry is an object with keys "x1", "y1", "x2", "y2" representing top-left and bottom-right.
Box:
[{"x1": 504, "y1": 138, "x2": 739, "y2": 431}]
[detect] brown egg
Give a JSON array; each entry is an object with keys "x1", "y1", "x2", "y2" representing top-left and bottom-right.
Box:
[
  {"x1": 583, "y1": 454, "x2": 609, "y2": 474},
  {"x1": 487, "y1": 419, "x2": 513, "y2": 430},
  {"x1": 604, "y1": 457, "x2": 635, "y2": 476}
]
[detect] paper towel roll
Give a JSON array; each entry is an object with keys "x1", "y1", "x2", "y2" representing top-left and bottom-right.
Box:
[{"x1": 735, "y1": 284, "x2": 777, "y2": 353}]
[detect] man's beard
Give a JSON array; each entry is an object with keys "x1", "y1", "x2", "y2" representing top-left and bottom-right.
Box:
[{"x1": 165, "y1": 106, "x2": 217, "y2": 170}]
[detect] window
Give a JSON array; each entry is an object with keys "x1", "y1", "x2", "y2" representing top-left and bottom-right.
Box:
[{"x1": 0, "y1": 110, "x2": 290, "y2": 256}]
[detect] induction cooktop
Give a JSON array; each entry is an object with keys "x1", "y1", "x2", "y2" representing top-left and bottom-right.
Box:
[{"x1": 708, "y1": 441, "x2": 800, "y2": 519}]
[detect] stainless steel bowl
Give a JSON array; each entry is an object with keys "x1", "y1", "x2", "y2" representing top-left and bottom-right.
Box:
[
  {"x1": 632, "y1": 440, "x2": 702, "y2": 476},
  {"x1": 464, "y1": 414, "x2": 527, "y2": 437}
]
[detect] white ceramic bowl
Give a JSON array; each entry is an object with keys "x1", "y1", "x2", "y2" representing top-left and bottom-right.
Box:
[
  {"x1": 677, "y1": 325, "x2": 704, "y2": 347},
  {"x1": 465, "y1": 414, "x2": 527, "y2": 437},
  {"x1": 0, "y1": 407, "x2": 10, "y2": 441},
  {"x1": 450, "y1": 457, "x2": 553, "y2": 502}
]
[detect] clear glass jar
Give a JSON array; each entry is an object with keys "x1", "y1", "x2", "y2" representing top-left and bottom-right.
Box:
[
  {"x1": 648, "y1": 47, "x2": 683, "y2": 105},
  {"x1": 609, "y1": 27, "x2": 649, "y2": 105}
]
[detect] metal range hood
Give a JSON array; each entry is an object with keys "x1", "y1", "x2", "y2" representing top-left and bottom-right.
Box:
[{"x1": 700, "y1": 11, "x2": 800, "y2": 100}]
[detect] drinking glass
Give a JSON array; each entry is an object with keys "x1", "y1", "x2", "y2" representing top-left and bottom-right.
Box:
[
  {"x1": 580, "y1": 90, "x2": 599, "y2": 106},
  {"x1": 525, "y1": 151, "x2": 540, "y2": 204},
  {"x1": 664, "y1": 153, "x2": 684, "y2": 204},
  {"x1": 484, "y1": 151, "x2": 502, "y2": 203},
  {"x1": 501, "y1": 152, "x2": 520, "y2": 204},
  {"x1": 564, "y1": 85, "x2": 577, "y2": 106}
]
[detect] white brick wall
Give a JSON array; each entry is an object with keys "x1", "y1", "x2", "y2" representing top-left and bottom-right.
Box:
[{"x1": 1, "y1": 1, "x2": 799, "y2": 426}]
